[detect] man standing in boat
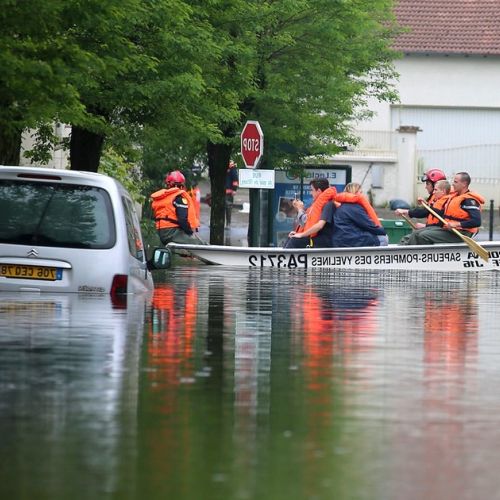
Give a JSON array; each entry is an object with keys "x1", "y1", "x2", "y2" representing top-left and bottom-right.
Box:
[
  {"x1": 284, "y1": 178, "x2": 336, "y2": 248},
  {"x1": 403, "y1": 172, "x2": 484, "y2": 245},
  {"x1": 150, "y1": 170, "x2": 205, "y2": 245}
]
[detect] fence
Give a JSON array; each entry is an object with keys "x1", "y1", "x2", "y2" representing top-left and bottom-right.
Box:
[{"x1": 417, "y1": 144, "x2": 500, "y2": 205}]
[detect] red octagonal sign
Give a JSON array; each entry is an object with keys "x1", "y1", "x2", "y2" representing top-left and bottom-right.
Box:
[{"x1": 241, "y1": 120, "x2": 264, "y2": 168}]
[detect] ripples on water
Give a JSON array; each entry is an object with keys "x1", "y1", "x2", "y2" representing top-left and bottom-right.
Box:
[{"x1": 1, "y1": 268, "x2": 500, "y2": 499}]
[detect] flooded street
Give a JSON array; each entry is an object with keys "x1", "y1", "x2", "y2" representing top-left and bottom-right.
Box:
[{"x1": 1, "y1": 268, "x2": 500, "y2": 499}]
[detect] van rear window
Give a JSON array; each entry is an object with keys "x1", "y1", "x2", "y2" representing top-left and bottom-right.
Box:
[{"x1": 0, "y1": 180, "x2": 116, "y2": 248}]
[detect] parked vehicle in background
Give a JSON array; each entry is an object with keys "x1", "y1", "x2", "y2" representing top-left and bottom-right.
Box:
[{"x1": 0, "y1": 166, "x2": 154, "y2": 295}]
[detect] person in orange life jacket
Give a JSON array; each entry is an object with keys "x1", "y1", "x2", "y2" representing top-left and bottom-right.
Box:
[
  {"x1": 150, "y1": 170, "x2": 205, "y2": 245},
  {"x1": 405, "y1": 172, "x2": 484, "y2": 245},
  {"x1": 395, "y1": 168, "x2": 447, "y2": 229},
  {"x1": 283, "y1": 178, "x2": 336, "y2": 248},
  {"x1": 188, "y1": 181, "x2": 201, "y2": 222},
  {"x1": 225, "y1": 160, "x2": 239, "y2": 228},
  {"x1": 331, "y1": 182, "x2": 388, "y2": 247},
  {"x1": 398, "y1": 179, "x2": 451, "y2": 245},
  {"x1": 420, "y1": 179, "x2": 451, "y2": 224}
]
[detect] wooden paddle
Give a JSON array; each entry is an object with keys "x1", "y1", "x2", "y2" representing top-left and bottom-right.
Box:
[
  {"x1": 400, "y1": 213, "x2": 418, "y2": 230},
  {"x1": 420, "y1": 200, "x2": 489, "y2": 262}
]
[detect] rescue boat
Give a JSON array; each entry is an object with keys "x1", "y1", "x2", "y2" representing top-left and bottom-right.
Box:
[{"x1": 166, "y1": 241, "x2": 500, "y2": 272}]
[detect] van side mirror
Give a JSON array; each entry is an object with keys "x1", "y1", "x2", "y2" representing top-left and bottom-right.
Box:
[{"x1": 147, "y1": 247, "x2": 172, "y2": 270}]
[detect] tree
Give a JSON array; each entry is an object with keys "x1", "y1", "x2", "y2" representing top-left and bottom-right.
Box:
[
  {"x1": 197, "y1": 0, "x2": 399, "y2": 244},
  {"x1": 66, "y1": 0, "x2": 222, "y2": 172},
  {"x1": 0, "y1": 0, "x2": 88, "y2": 164}
]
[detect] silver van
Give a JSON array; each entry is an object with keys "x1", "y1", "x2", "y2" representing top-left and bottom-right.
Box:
[{"x1": 0, "y1": 166, "x2": 155, "y2": 294}]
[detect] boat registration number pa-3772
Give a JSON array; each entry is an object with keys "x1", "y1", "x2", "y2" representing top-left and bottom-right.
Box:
[{"x1": 0, "y1": 264, "x2": 62, "y2": 281}]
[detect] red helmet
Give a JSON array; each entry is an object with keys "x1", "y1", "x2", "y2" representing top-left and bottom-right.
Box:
[
  {"x1": 421, "y1": 168, "x2": 446, "y2": 184},
  {"x1": 165, "y1": 170, "x2": 185, "y2": 185}
]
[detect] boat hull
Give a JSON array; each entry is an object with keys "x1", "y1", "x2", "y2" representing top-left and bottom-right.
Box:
[{"x1": 167, "y1": 242, "x2": 500, "y2": 272}]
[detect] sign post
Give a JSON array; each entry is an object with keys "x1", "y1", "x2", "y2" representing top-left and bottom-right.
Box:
[
  {"x1": 240, "y1": 120, "x2": 264, "y2": 246},
  {"x1": 241, "y1": 121, "x2": 264, "y2": 169}
]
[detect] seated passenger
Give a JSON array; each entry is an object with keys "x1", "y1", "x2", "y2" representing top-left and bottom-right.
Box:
[
  {"x1": 332, "y1": 183, "x2": 387, "y2": 247},
  {"x1": 394, "y1": 168, "x2": 447, "y2": 229},
  {"x1": 283, "y1": 178, "x2": 336, "y2": 248},
  {"x1": 398, "y1": 179, "x2": 451, "y2": 245},
  {"x1": 404, "y1": 172, "x2": 484, "y2": 245}
]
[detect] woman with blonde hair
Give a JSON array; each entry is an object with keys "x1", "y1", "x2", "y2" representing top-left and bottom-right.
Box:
[{"x1": 332, "y1": 182, "x2": 388, "y2": 247}]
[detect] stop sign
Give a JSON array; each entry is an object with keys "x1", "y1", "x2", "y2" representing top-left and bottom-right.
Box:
[{"x1": 240, "y1": 120, "x2": 264, "y2": 168}]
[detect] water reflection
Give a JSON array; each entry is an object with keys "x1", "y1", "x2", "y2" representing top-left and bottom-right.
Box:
[
  {"x1": 417, "y1": 289, "x2": 478, "y2": 500},
  {"x1": 0, "y1": 292, "x2": 150, "y2": 498},
  {"x1": 2, "y1": 270, "x2": 500, "y2": 499}
]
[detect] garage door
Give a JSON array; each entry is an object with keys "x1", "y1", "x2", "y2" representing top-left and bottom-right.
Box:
[{"x1": 391, "y1": 106, "x2": 500, "y2": 149}]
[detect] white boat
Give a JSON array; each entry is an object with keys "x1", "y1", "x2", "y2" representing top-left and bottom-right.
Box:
[{"x1": 167, "y1": 241, "x2": 500, "y2": 272}]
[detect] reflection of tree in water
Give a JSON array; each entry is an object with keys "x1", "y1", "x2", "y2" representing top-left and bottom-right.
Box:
[{"x1": 0, "y1": 181, "x2": 109, "y2": 245}]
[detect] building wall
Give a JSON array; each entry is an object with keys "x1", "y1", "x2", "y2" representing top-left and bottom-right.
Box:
[
  {"x1": 348, "y1": 54, "x2": 500, "y2": 206},
  {"x1": 361, "y1": 54, "x2": 500, "y2": 131},
  {"x1": 20, "y1": 123, "x2": 70, "y2": 169}
]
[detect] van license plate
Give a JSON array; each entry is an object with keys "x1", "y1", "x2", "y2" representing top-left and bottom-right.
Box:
[{"x1": 0, "y1": 264, "x2": 62, "y2": 281}]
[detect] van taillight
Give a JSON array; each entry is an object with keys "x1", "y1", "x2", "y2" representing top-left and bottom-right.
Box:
[{"x1": 110, "y1": 274, "x2": 128, "y2": 295}]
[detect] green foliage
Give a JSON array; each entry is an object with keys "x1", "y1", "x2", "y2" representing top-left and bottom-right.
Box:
[
  {"x1": 1, "y1": 0, "x2": 399, "y2": 187},
  {"x1": 99, "y1": 147, "x2": 146, "y2": 204}
]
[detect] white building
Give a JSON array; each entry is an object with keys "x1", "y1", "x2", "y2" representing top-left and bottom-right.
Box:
[
  {"x1": 20, "y1": 123, "x2": 71, "y2": 170},
  {"x1": 329, "y1": 0, "x2": 500, "y2": 207}
]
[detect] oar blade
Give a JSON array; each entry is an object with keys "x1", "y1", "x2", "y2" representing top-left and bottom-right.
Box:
[
  {"x1": 460, "y1": 234, "x2": 490, "y2": 262},
  {"x1": 420, "y1": 200, "x2": 490, "y2": 262}
]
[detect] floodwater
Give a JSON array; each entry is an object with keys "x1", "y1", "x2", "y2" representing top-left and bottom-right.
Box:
[{"x1": 1, "y1": 267, "x2": 500, "y2": 500}]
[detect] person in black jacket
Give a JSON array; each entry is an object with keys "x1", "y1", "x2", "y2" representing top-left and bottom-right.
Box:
[
  {"x1": 332, "y1": 183, "x2": 387, "y2": 247},
  {"x1": 225, "y1": 160, "x2": 239, "y2": 228}
]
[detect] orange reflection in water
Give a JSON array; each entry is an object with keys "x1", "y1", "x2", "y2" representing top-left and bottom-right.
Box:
[
  {"x1": 290, "y1": 285, "x2": 380, "y2": 498},
  {"x1": 296, "y1": 287, "x2": 379, "y2": 369},
  {"x1": 418, "y1": 291, "x2": 479, "y2": 500},
  {"x1": 423, "y1": 292, "x2": 478, "y2": 367},
  {"x1": 147, "y1": 284, "x2": 198, "y2": 391}
]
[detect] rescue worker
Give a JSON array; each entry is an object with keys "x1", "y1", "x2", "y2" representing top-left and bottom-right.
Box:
[
  {"x1": 405, "y1": 172, "x2": 484, "y2": 245},
  {"x1": 225, "y1": 160, "x2": 239, "y2": 228},
  {"x1": 150, "y1": 170, "x2": 204, "y2": 245},
  {"x1": 395, "y1": 168, "x2": 447, "y2": 228},
  {"x1": 283, "y1": 178, "x2": 336, "y2": 248}
]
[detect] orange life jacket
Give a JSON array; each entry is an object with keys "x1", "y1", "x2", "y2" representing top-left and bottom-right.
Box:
[
  {"x1": 443, "y1": 191, "x2": 484, "y2": 234},
  {"x1": 188, "y1": 187, "x2": 201, "y2": 221},
  {"x1": 426, "y1": 194, "x2": 450, "y2": 226},
  {"x1": 298, "y1": 187, "x2": 337, "y2": 237},
  {"x1": 151, "y1": 187, "x2": 199, "y2": 230},
  {"x1": 334, "y1": 192, "x2": 382, "y2": 227}
]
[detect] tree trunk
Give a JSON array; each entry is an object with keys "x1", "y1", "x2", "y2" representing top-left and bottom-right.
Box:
[
  {"x1": 69, "y1": 125, "x2": 105, "y2": 172},
  {"x1": 0, "y1": 127, "x2": 22, "y2": 165},
  {"x1": 207, "y1": 141, "x2": 232, "y2": 245}
]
